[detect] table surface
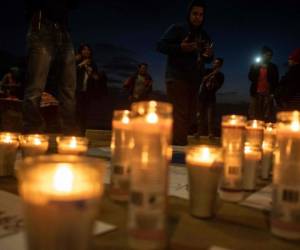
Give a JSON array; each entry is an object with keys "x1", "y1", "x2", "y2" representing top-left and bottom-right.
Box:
[{"x1": 0, "y1": 165, "x2": 299, "y2": 250}]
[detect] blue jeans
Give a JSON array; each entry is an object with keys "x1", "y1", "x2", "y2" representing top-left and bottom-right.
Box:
[{"x1": 23, "y1": 23, "x2": 77, "y2": 134}]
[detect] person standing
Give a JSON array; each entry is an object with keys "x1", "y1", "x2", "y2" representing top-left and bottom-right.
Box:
[
  {"x1": 123, "y1": 63, "x2": 153, "y2": 103},
  {"x1": 157, "y1": 0, "x2": 213, "y2": 145},
  {"x1": 197, "y1": 57, "x2": 224, "y2": 138},
  {"x1": 276, "y1": 48, "x2": 300, "y2": 110},
  {"x1": 23, "y1": 0, "x2": 79, "y2": 134},
  {"x1": 248, "y1": 46, "x2": 279, "y2": 122}
]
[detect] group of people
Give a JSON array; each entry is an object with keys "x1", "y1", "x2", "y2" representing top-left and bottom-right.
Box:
[
  {"x1": 248, "y1": 46, "x2": 300, "y2": 122},
  {"x1": 12, "y1": 0, "x2": 299, "y2": 146}
]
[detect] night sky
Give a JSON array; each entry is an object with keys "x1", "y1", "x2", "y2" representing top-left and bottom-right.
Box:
[{"x1": 1, "y1": 0, "x2": 300, "y2": 102}]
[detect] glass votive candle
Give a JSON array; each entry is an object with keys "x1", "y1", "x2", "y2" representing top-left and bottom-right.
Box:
[
  {"x1": 19, "y1": 134, "x2": 49, "y2": 158},
  {"x1": 245, "y1": 120, "x2": 265, "y2": 148},
  {"x1": 243, "y1": 143, "x2": 261, "y2": 191},
  {"x1": 128, "y1": 101, "x2": 173, "y2": 250},
  {"x1": 17, "y1": 155, "x2": 105, "y2": 250},
  {"x1": 110, "y1": 110, "x2": 133, "y2": 202},
  {"x1": 271, "y1": 111, "x2": 300, "y2": 240},
  {"x1": 0, "y1": 132, "x2": 19, "y2": 176},
  {"x1": 220, "y1": 115, "x2": 246, "y2": 202},
  {"x1": 57, "y1": 136, "x2": 88, "y2": 155},
  {"x1": 261, "y1": 142, "x2": 273, "y2": 180},
  {"x1": 186, "y1": 146, "x2": 223, "y2": 219}
]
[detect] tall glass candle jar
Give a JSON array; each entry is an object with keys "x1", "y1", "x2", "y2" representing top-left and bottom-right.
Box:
[
  {"x1": 110, "y1": 110, "x2": 133, "y2": 202},
  {"x1": 261, "y1": 123, "x2": 276, "y2": 180},
  {"x1": 186, "y1": 146, "x2": 223, "y2": 218},
  {"x1": 245, "y1": 120, "x2": 265, "y2": 148},
  {"x1": 243, "y1": 143, "x2": 261, "y2": 191},
  {"x1": 18, "y1": 155, "x2": 105, "y2": 250},
  {"x1": 0, "y1": 132, "x2": 19, "y2": 176},
  {"x1": 220, "y1": 115, "x2": 246, "y2": 202},
  {"x1": 19, "y1": 134, "x2": 49, "y2": 158},
  {"x1": 128, "y1": 101, "x2": 172, "y2": 250},
  {"x1": 57, "y1": 136, "x2": 88, "y2": 155},
  {"x1": 271, "y1": 111, "x2": 300, "y2": 240}
]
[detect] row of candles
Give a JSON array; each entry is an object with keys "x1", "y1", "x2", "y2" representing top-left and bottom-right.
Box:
[
  {"x1": 0, "y1": 134, "x2": 89, "y2": 176},
  {"x1": 1, "y1": 102, "x2": 299, "y2": 250}
]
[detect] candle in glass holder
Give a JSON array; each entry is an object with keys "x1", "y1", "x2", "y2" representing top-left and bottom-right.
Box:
[
  {"x1": 243, "y1": 143, "x2": 261, "y2": 191},
  {"x1": 220, "y1": 115, "x2": 246, "y2": 202},
  {"x1": 57, "y1": 136, "x2": 88, "y2": 155},
  {"x1": 246, "y1": 120, "x2": 265, "y2": 148},
  {"x1": 0, "y1": 132, "x2": 19, "y2": 176},
  {"x1": 19, "y1": 134, "x2": 49, "y2": 158},
  {"x1": 271, "y1": 111, "x2": 300, "y2": 240},
  {"x1": 128, "y1": 101, "x2": 172, "y2": 250},
  {"x1": 17, "y1": 155, "x2": 105, "y2": 250},
  {"x1": 110, "y1": 110, "x2": 133, "y2": 202},
  {"x1": 186, "y1": 146, "x2": 223, "y2": 218},
  {"x1": 261, "y1": 123, "x2": 276, "y2": 180}
]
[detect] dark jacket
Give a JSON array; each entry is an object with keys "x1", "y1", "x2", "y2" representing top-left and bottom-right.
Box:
[
  {"x1": 276, "y1": 64, "x2": 300, "y2": 109},
  {"x1": 124, "y1": 73, "x2": 153, "y2": 100},
  {"x1": 248, "y1": 63, "x2": 279, "y2": 97},
  {"x1": 199, "y1": 69, "x2": 224, "y2": 102},
  {"x1": 76, "y1": 60, "x2": 98, "y2": 93},
  {"x1": 157, "y1": 23, "x2": 212, "y2": 84}
]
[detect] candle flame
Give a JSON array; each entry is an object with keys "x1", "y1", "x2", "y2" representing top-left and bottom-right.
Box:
[
  {"x1": 146, "y1": 112, "x2": 158, "y2": 124},
  {"x1": 229, "y1": 115, "x2": 237, "y2": 125},
  {"x1": 200, "y1": 147, "x2": 211, "y2": 162},
  {"x1": 291, "y1": 112, "x2": 300, "y2": 131},
  {"x1": 53, "y1": 164, "x2": 74, "y2": 193},
  {"x1": 244, "y1": 145, "x2": 252, "y2": 154},
  {"x1": 121, "y1": 115, "x2": 130, "y2": 124},
  {"x1": 252, "y1": 120, "x2": 258, "y2": 128},
  {"x1": 33, "y1": 137, "x2": 41, "y2": 145},
  {"x1": 70, "y1": 137, "x2": 77, "y2": 148},
  {"x1": 3, "y1": 134, "x2": 12, "y2": 143}
]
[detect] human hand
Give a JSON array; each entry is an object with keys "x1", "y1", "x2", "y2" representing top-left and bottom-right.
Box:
[
  {"x1": 180, "y1": 37, "x2": 198, "y2": 52},
  {"x1": 202, "y1": 47, "x2": 213, "y2": 58}
]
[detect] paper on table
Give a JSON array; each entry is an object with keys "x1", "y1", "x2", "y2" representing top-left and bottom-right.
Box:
[
  {"x1": 0, "y1": 191, "x2": 117, "y2": 250},
  {"x1": 168, "y1": 165, "x2": 189, "y2": 200},
  {"x1": 239, "y1": 185, "x2": 272, "y2": 211}
]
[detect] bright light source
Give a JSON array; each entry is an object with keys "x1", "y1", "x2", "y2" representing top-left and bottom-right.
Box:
[{"x1": 255, "y1": 57, "x2": 261, "y2": 63}]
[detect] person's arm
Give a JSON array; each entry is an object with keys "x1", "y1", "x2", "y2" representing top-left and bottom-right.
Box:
[
  {"x1": 248, "y1": 64, "x2": 258, "y2": 82},
  {"x1": 201, "y1": 31, "x2": 214, "y2": 63},
  {"x1": 157, "y1": 24, "x2": 184, "y2": 55}
]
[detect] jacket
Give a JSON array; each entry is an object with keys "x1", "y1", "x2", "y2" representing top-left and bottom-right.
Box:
[
  {"x1": 248, "y1": 63, "x2": 279, "y2": 97},
  {"x1": 157, "y1": 23, "x2": 212, "y2": 84}
]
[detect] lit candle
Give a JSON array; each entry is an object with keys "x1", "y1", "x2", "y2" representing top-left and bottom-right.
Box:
[
  {"x1": 19, "y1": 134, "x2": 49, "y2": 158},
  {"x1": 246, "y1": 120, "x2": 265, "y2": 148},
  {"x1": 220, "y1": 115, "x2": 246, "y2": 202},
  {"x1": 243, "y1": 144, "x2": 261, "y2": 191},
  {"x1": 0, "y1": 132, "x2": 19, "y2": 176},
  {"x1": 18, "y1": 155, "x2": 105, "y2": 250},
  {"x1": 128, "y1": 101, "x2": 172, "y2": 250},
  {"x1": 57, "y1": 136, "x2": 88, "y2": 155},
  {"x1": 110, "y1": 110, "x2": 133, "y2": 201},
  {"x1": 261, "y1": 123, "x2": 276, "y2": 180},
  {"x1": 271, "y1": 111, "x2": 300, "y2": 240},
  {"x1": 186, "y1": 146, "x2": 223, "y2": 218}
]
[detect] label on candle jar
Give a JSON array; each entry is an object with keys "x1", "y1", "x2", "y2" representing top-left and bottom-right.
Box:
[
  {"x1": 272, "y1": 185, "x2": 300, "y2": 236},
  {"x1": 110, "y1": 164, "x2": 130, "y2": 198},
  {"x1": 129, "y1": 190, "x2": 166, "y2": 241}
]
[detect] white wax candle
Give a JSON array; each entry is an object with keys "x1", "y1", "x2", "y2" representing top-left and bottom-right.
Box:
[
  {"x1": 57, "y1": 136, "x2": 88, "y2": 155},
  {"x1": 18, "y1": 155, "x2": 105, "y2": 250},
  {"x1": 243, "y1": 145, "x2": 261, "y2": 191},
  {"x1": 0, "y1": 133, "x2": 19, "y2": 176},
  {"x1": 20, "y1": 134, "x2": 49, "y2": 157}
]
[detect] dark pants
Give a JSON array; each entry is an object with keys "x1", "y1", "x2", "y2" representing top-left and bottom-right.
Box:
[
  {"x1": 167, "y1": 80, "x2": 199, "y2": 146},
  {"x1": 248, "y1": 94, "x2": 274, "y2": 122},
  {"x1": 76, "y1": 91, "x2": 88, "y2": 136},
  {"x1": 198, "y1": 100, "x2": 216, "y2": 137},
  {"x1": 23, "y1": 23, "x2": 77, "y2": 134}
]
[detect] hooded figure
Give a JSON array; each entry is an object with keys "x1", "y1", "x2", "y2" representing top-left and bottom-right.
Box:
[{"x1": 157, "y1": 0, "x2": 213, "y2": 145}]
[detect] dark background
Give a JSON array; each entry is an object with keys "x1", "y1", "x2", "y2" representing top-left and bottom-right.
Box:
[{"x1": 0, "y1": 0, "x2": 299, "y2": 104}]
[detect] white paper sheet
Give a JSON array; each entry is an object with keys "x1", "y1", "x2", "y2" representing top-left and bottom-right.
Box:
[{"x1": 239, "y1": 185, "x2": 272, "y2": 211}]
